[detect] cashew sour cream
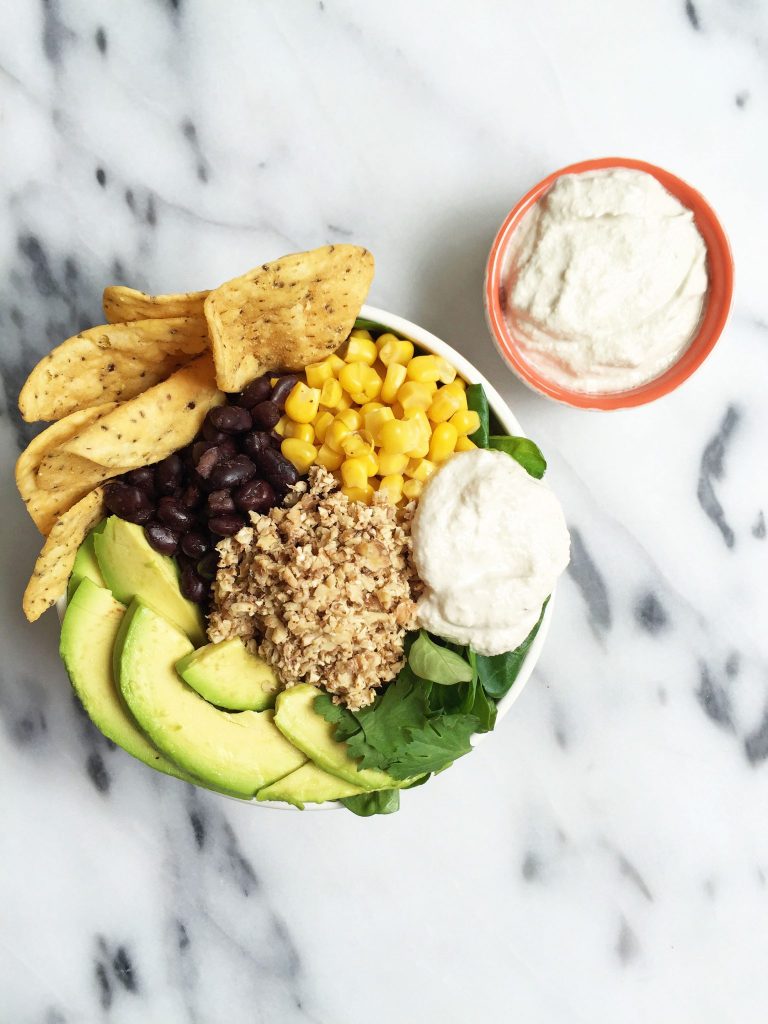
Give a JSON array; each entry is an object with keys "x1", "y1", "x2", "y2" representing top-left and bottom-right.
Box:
[
  {"x1": 504, "y1": 168, "x2": 708, "y2": 393},
  {"x1": 411, "y1": 449, "x2": 570, "y2": 657}
]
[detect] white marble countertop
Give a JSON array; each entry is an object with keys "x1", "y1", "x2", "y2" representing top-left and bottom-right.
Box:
[{"x1": 1, "y1": 1, "x2": 767, "y2": 1021}]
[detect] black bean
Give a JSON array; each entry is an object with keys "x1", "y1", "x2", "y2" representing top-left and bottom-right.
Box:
[
  {"x1": 253, "y1": 446, "x2": 298, "y2": 491},
  {"x1": 236, "y1": 376, "x2": 272, "y2": 408},
  {"x1": 235, "y1": 478, "x2": 276, "y2": 514},
  {"x1": 202, "y1": 420, "x2": 228, "y2": 444},
  {"x1": 180, "y1": 483, "x2": 203, "y2": 510},
  {"x1": 268, "y1": 430, "x2": 283, "y2": 449},
  {"x1": 191, "y1": 440, "x2": 215, "y2": 464},
  {"x1": 124, "y1": 467, "x2": 155, "y2": 494},
  {"x1": 104, "y1": 482, "x2": 153, "y2": 524},
  {"x1": 208, "y1": 405, "x2": 252, "y2": 434},
  {"x1": 270, "y1": 374, "x2": 300, "y2": 410},
  {"x1": 250, "y1": 400, "x2": 280, "y2": 430},
  {"x1": 241, "y1": 430, "x2": 273, "y2": 460},
  {"x1": 194, "y1": 445, "x2": 225, "y2": 480},
  {"x1": 210, "y1": 454, "x2": 257, "y2": 490},
  {"x1": 207, "y1": 489, "x2": 236, "y2": 516},
  {"x1": 157, "y1": 496, "x2": 194, "y2": 532},
  {"x1": 197, "y1": 552, "x2": 219, "y2": 580},
  {"x1": 180, "y1": 565, "x2": 207, "y2": 603},
  {"x1": 154, "y1": 454, "x2": 182, "y2": 496},
  {"x1": 144, "y1": 522, "x2": 179, "y2": 555},
  {"x1": 181, "y1": 530, "x2": 210, "y2": 559},
  {"x1": 208, "y1": 514, "x2": 245, "y2": 537}
]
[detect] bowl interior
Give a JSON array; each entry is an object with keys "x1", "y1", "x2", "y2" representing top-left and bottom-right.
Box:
[{"x1": 485, "y1": 157, "x2": 734, "y2": 410}]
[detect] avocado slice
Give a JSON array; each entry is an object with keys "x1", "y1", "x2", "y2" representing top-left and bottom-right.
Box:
[
  {"x1": 60, "y1": 579, "x2": 193, "y2": 783},
  {"x1": 94, "y1": 516, "x2": 205, "y2": 646},
  {"x1": 257, "y1": 762, "x2": 366, "y2": 809},
  {"x1": 117, "y1": 602, "x2": 307, "y2": 798},
  {"x1": 67, "y1": 519, "x2": 107, "y2": 601},
  {"x1": 274, "y1": 684, "x2": 403, "y2": 792},
  {"x1": 175, "y1": 638, "x2": 280, "y2": 711}
]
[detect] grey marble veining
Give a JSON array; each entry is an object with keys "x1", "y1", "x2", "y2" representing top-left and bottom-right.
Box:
[{"x1": 1, "y1": 1, "x2": 767, "y2": 1022}]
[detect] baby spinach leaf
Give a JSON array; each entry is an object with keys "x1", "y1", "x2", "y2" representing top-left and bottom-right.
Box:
[
  {"x1": 409, "y1": 631, "x2": 473, "y2": 685},
  {"x1": 466, "y1": 383, "x2": 490, "y2": 448},
  {"x1": 464, "y1": 651, "x2": 497, "y2": 731},
  {"x1": 353, "y1": 317, "x2": 394, "y2": 335},
  {"x1": 488, "y1": 435, "x2": 547, "y2": 479},
  {"x1": 473, "y1": 599, "x2": 549, "y2": 699},
  {"x1": 341, "y1": 790, "x2": 400, "y2": 816}
]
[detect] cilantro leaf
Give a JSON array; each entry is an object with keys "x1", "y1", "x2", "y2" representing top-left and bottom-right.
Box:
[{"x1": 385, "y1": 713, "x2": 479, "y2": 779}]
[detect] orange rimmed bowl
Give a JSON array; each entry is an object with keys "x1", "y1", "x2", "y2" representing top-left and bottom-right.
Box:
[{"x1": 484, "y1": 157, "x2": 734, "y2": 410}]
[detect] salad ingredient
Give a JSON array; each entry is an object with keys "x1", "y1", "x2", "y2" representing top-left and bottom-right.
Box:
[
  {"x1": 506, "y1": 169, "x2": 708, "y2": 393},
  {"x1": 256, "y1": 762, "x2": 366, "y2": 809},
  {"x1": 67, "y1": 522, "x2": 106, "y2": 600},
  {"x1": 94, "y1": 517, "x2": 205, "y2": 645},
  {"x1": 209, "y1": 467, "x2": 418, "y2": 710},
  {"x1": 60, "y1": 579, "x2": 191, "y2": 781},
  {"x1": 102, "y1": 285, "x2": 208, "y2": 324},
  {"x1": 412, "y1": 450, "x2": 569, "y2": 656},
  {"x1": 117, "y1": 602, "x2": 307, "y2": 798},
  {"x1": 488, "y1": 435, "x2": 546, "y2": 479},
  {"x1": 473, "y1": 599, "x2": 549, "y2": 699},
  {"x1": 409, "y1": 632, "x2": 473, "y2": 685},
  {"x1": 204, "y1": 245, "x2": 375, "y2": 393},
  {"x1": 18, "y1": 317, "x2": 209, "y2": 423},
  {"x1": 274, "y1": 684, "x2": 403, "y2": 790},
  {"x1": 176, "y1": 638, "x2": 280, "y2": 712},
  {"x1": 341, "y1": 790, "x2": 401, "y2": 817},
  {"x1": 23, "y1": 487, "x2": 105, "y2": 622},
  {"x1": 465, "y1": 383, "x2": 489, "y2": 448}
]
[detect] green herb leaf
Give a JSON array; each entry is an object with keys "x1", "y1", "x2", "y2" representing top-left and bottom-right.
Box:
[
  {"x1": 341, "y1": 789, "x2": 400, "y2": 816},
  {"x1": 465, "y1": 650, "x2": 497, "y2": 731},
  {"x1": 391, "y1": 714, "x2": 478, "y2": 777},
  {"x1": 409, "y1": 631, "x2": 473, "y2": 685},
  {"x1": 473, "y1": 599, "x2": 549, "y2": 699},
  {"x1": 353, "y1": 317, "x2": 396, "y2": 335},
  {"x1": 313, "y1": 692, "x2": 361, "y2": 743},
  {"x1": 465, "y1": 383, "x2": 490, "y2": 448},
  {"x1": 488, "y1": 435, "x2": 547, "y2": 479}
]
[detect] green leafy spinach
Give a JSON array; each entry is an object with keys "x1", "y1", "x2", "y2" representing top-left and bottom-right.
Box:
[
  {"x1": 473, "y1": 599, "x2": 549, "y2": 700},
  {"x1": 488, "y1": 435, "x2": 547, "y2": 479},
  {"x1": 409, "y1": 631, "x2": 473, "y2": 684},
  {"x1": 341, "y1": 790, "x2": 400, "y2": 816}
]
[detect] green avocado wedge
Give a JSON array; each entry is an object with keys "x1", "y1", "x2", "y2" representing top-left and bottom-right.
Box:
[
  {"x1": 273, "y1": 684, "x2": 403, "y2": 792},
  {"x1": 256, "y1": 762, "x2": 366, "y2": 809},
  {"x1": 67, "y1": 521, "x2": 106, "y2": 601},
  {"x1": 59, "y1": 579, "x2": 193, "y2": 783},
  {"x1": 117, "y1": 602, "x2": 307, "y2": 798},
  {"x1": 94, "y1": 517, "x2": 205, "y2": 646},
  {"x1": 176, "y1": 638, "x2": 280, "y2": 711}
]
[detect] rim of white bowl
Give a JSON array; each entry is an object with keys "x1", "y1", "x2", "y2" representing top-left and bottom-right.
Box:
[{"x1": 56, "y1": 302, "x2": 555, "y2": 810}]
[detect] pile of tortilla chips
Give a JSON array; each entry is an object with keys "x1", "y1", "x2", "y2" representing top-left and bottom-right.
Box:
[{"x1": 17, "y1": 244, "x2": 375, "y2": 621}]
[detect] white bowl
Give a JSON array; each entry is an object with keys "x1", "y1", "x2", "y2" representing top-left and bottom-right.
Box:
[{"x1": 58, "y1": 303, "x2": 555, "y2": 809}]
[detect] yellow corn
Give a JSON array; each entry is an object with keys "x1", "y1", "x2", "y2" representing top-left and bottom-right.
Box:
[
  {"x1": 378, "y1": 474, "x2": 404, "y2": 504},
  {"x1": 285, "y1": 382, "x2": 320, "y2": 423},
  {"x1": 406, "y1": 355, "x2": 442, "y2": 383},
  {"x1": 450, "y1": 409, "x2": 481, "y2": 436},
  {"x1": 455, "y1": 435, "x2": 477, "y2": 452},
  {"x1": 397, "y1": 381, "x2": 433, "y2": 413},
  {"x1": 274, "y1": 415, "x2": 289, "y2": 437},
  {"x1": 405, "y1": 458, "x2": 436, "y2": 482},
  {"x1": 339, "y1": 362, "x2": 382, "y2": 402},
  {"x1": 342, "y1": 484, "x2": 374, "y2": 505},
  {"x1": 364, "y1": 405, "x2": 395, "y2": 442},
  {"x1": 381, "y1": 362, "x2": 407, "y2": 404},
  {"x1": 344, "y1": 336, "x2": 378, "y2": 366},
  {"x1": 313, "y1": 410, "x2": 334, "y2": 443},
  {"x1": 390, "y1": 401, "x2": 404, "y2": 419},
  {"x1": 377, "y1": 449, "x2": 409, "y2": 475},
  {"x1": 336, "y1": 390, "x2": 353, "y2": 410},
  {"x1": 341, "y1": 457, "x2": 370, "y2": 490},
  {"x1": 428, "y1": 386, "x2": 464, "y2": 423},
  {"x1": 402, "y1": 478, "x2": 423, "y2": 501},
  {"x1": 378, "y1": 418, "x2": 418, "y2": 454},
  {"x1": 340, "y1": 432, "x2": 372, "y2": 458},
  {"x1": 305, "y1": 359, "x2": 335, "y2": 389},
  {"x1": 378, "y1": 336, "x2": 414, "y2": 367},
  {"x1": 428, "y1": 422, "x2": 458, "y2": 462},
  {"x1": 350, "y1": 328, "x2": 373, "y2": 340},
  {"x1": 336, "y1": 408, "x2": 362, "y2": 431},
  {"x1": 316, "y1": 443, "x2": 344, "y2": 470},
  {"x1": 360, "y1": 448, "x2": 378, "y2": 476},
  {"x1": 404, "y1": 408, "x2": 431, "y2": 459},
  {"x1": 326, "y1": 354, "x2": 346, "y2": 374},
  {"x1": 360, "y1": 401, "x2": 384, "y2": 417},
  {"x1": 324, "y1": 419, "x2": 352, "y2": 453},
  {"x1": 319, "y1": 377, "x2": 343, "y2": 409},
  {"x1": 285, "y1": 421, "x2": 315, "y2": 444},
  {"x1": 281, "y1": 438, "x2": 318, "y2": 474},
  {"x1": 448, "y1": 376, "x2": 466, "y2": 391}
]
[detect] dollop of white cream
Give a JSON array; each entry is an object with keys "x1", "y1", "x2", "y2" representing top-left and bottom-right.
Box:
[
  {"x1": 505, "y1": 168, "x2": 708, "y2": 393},
  {"x1": 411, "y1": 449, "x2": 570, "y2": 656}
]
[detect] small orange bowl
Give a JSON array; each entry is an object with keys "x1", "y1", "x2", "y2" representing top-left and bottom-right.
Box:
[{"x1": 484, "y1": 157, "x2": 734, "y2": 410}]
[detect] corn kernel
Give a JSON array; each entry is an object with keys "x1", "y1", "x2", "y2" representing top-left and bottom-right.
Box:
[
  {"x1": 344, "y1": 336, "x2": 378, "y2": 366},
  {"x1": 377, "y1": 449, "x2": 408, "y2": 475},
  {"x1": 336, "y1": 408, "x2": 362, "y2": 431},
  {"x1": 339, "y1": 362, "x2": 382, "y2": 402},
  {"x1": 326, "y1": 354, "x2": 345, "y2": 374},
  {"x1": 350, "y1": 328, "x2": 373, "y2": 340},
  {"x1": 342, "y1": 484, "x2": 374, "y2": 505},
  {"x1": 402, "y1": 479, "x2": 424, "y2": 500},
  {"x1": 405, "y1": 458, "x2": 436, "y2": 482},
  {"x1": 378, "y1": 418, "x2": 418, "y2": 454},
  {"x1": 378, "y1": 474, "x2": 404, "y2": 504},
  {"x1": 325, "y1": 419, "x2": 352, "y2": 453},
  {"x1": 285, "y1": 382, "x2": 320, "y2": 423},
  {"x1": 455, "y1": 435, "x2": 477, "y2": 452},
  {"x1": 360, "y1": 448, "x2": 378, "y2": 476},
  {"x1": 341, "y1": 457, "x2": 369, "y2": 490},
  {"x1": 375, "y1": 332, "x2": 399, "y2": 353},
  {"x1": 381, "y1": 362, "x2": 407, "y2": 404},
  {"x1": 360, "y1": 401, "x2": 384, "y2": 417},
  {"x1": 305, "y1": 359, "x2": 335, "y2": 388},
  {"x1": 449, "y1": 376, "x2": 467, "y2": 391},
  {"x1": 428, "y1": 422, "x2": 458, "y2": 463},
  {"x1": 365, "y1": 405, "x2": 395, "y2": 442},
  {"x1": 316, "y1": 443, "x2": 343, "y2": 470},
  {"x1": 313, "y1": 410, "x2": 334, "y2": 443},
  {"x1": 404, "y1": 408, "x2": 431, "y2": 459},
  {"x1": 442, "y1": 381, "x2": 468, "y2": 409},
  {"x1": 450, "y1": 409, "x2": 481, "y2": 436},
  {"x1": 319, "y1": 377, "x2": 343, "y2": 409},
  {"x1": 340, "y1": 432, "x2": 372, "y2": 458},
  {"x1": 285, "y1": 421, "x2": 315, "y2": 443},
  {"x1": 281, "y1": 438, "x2": 318, "y2": 474},
  {"x1": 397, "y1": 381, "x2": 433, "y2": 413},
  {"x1": 390, "y1": 401, "x2": 404, "y2": 419},
  {"x1": 378, "y1": 336, "x2": 414, "y2": 367},
  {"x1": 428, "y1": 386, "x2": 464, "y2": 423},
  {"x1": 336, "y1": 390, "x2": 353, "y2": 410},
  {"x1": 406, "y1": 355, "x2": 443, "y2": 383},
  {"x1": 274, "y1": 415, "x2": 289, "y2": 437}
]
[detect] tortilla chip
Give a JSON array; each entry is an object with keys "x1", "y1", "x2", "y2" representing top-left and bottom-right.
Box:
[
  {"x1": 204, "y1": 244, "x2": 374, "y2": 392},
  {"x1": 54, "y1": 352, "x2": 224, "y2": 469},
  {"x1": 16, "y1": 403, "x2": 117, "y2": 534},
  {"x1": 103, "y1": 285, "x2": 209, "y2": 323},
  {"x1": 18, "y1": 317, "x2": 209, "y2": 423},
  {"x1": 23, "y1": 488, "x2": 106, "y2": 621}
]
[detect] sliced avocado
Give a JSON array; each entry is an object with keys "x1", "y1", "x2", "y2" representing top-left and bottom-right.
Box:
[
  {"x1": 60, "y1": 579, "x2": 192, "y2": 783},
  {"x1": 257, "y1": 762, "x2": 366, "y2": 809},
  {"x1": 118, "y1": 602, "x2": 306, "y2": 798},
  {"x1": 67, "y1": 530, "x2": 106, "y2": 602},
  {"x1": 274, "y1": 684, "x2": 403, "y2": 792},
  {"x1": 94, "y1": 516, "x2": 205, "y2": 645},
  {"x1": 176, "y1": 638, "x2": 280, "y2": 711}
]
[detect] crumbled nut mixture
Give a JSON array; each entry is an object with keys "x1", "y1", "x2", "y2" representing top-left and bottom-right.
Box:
[{"x1": 208, "y1": 466, "x2": 419, "y2": 709}]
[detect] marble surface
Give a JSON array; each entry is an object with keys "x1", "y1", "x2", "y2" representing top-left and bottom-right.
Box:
[{"x1": 1, "y1": 1, "x2": 767, "y2": 1021}]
